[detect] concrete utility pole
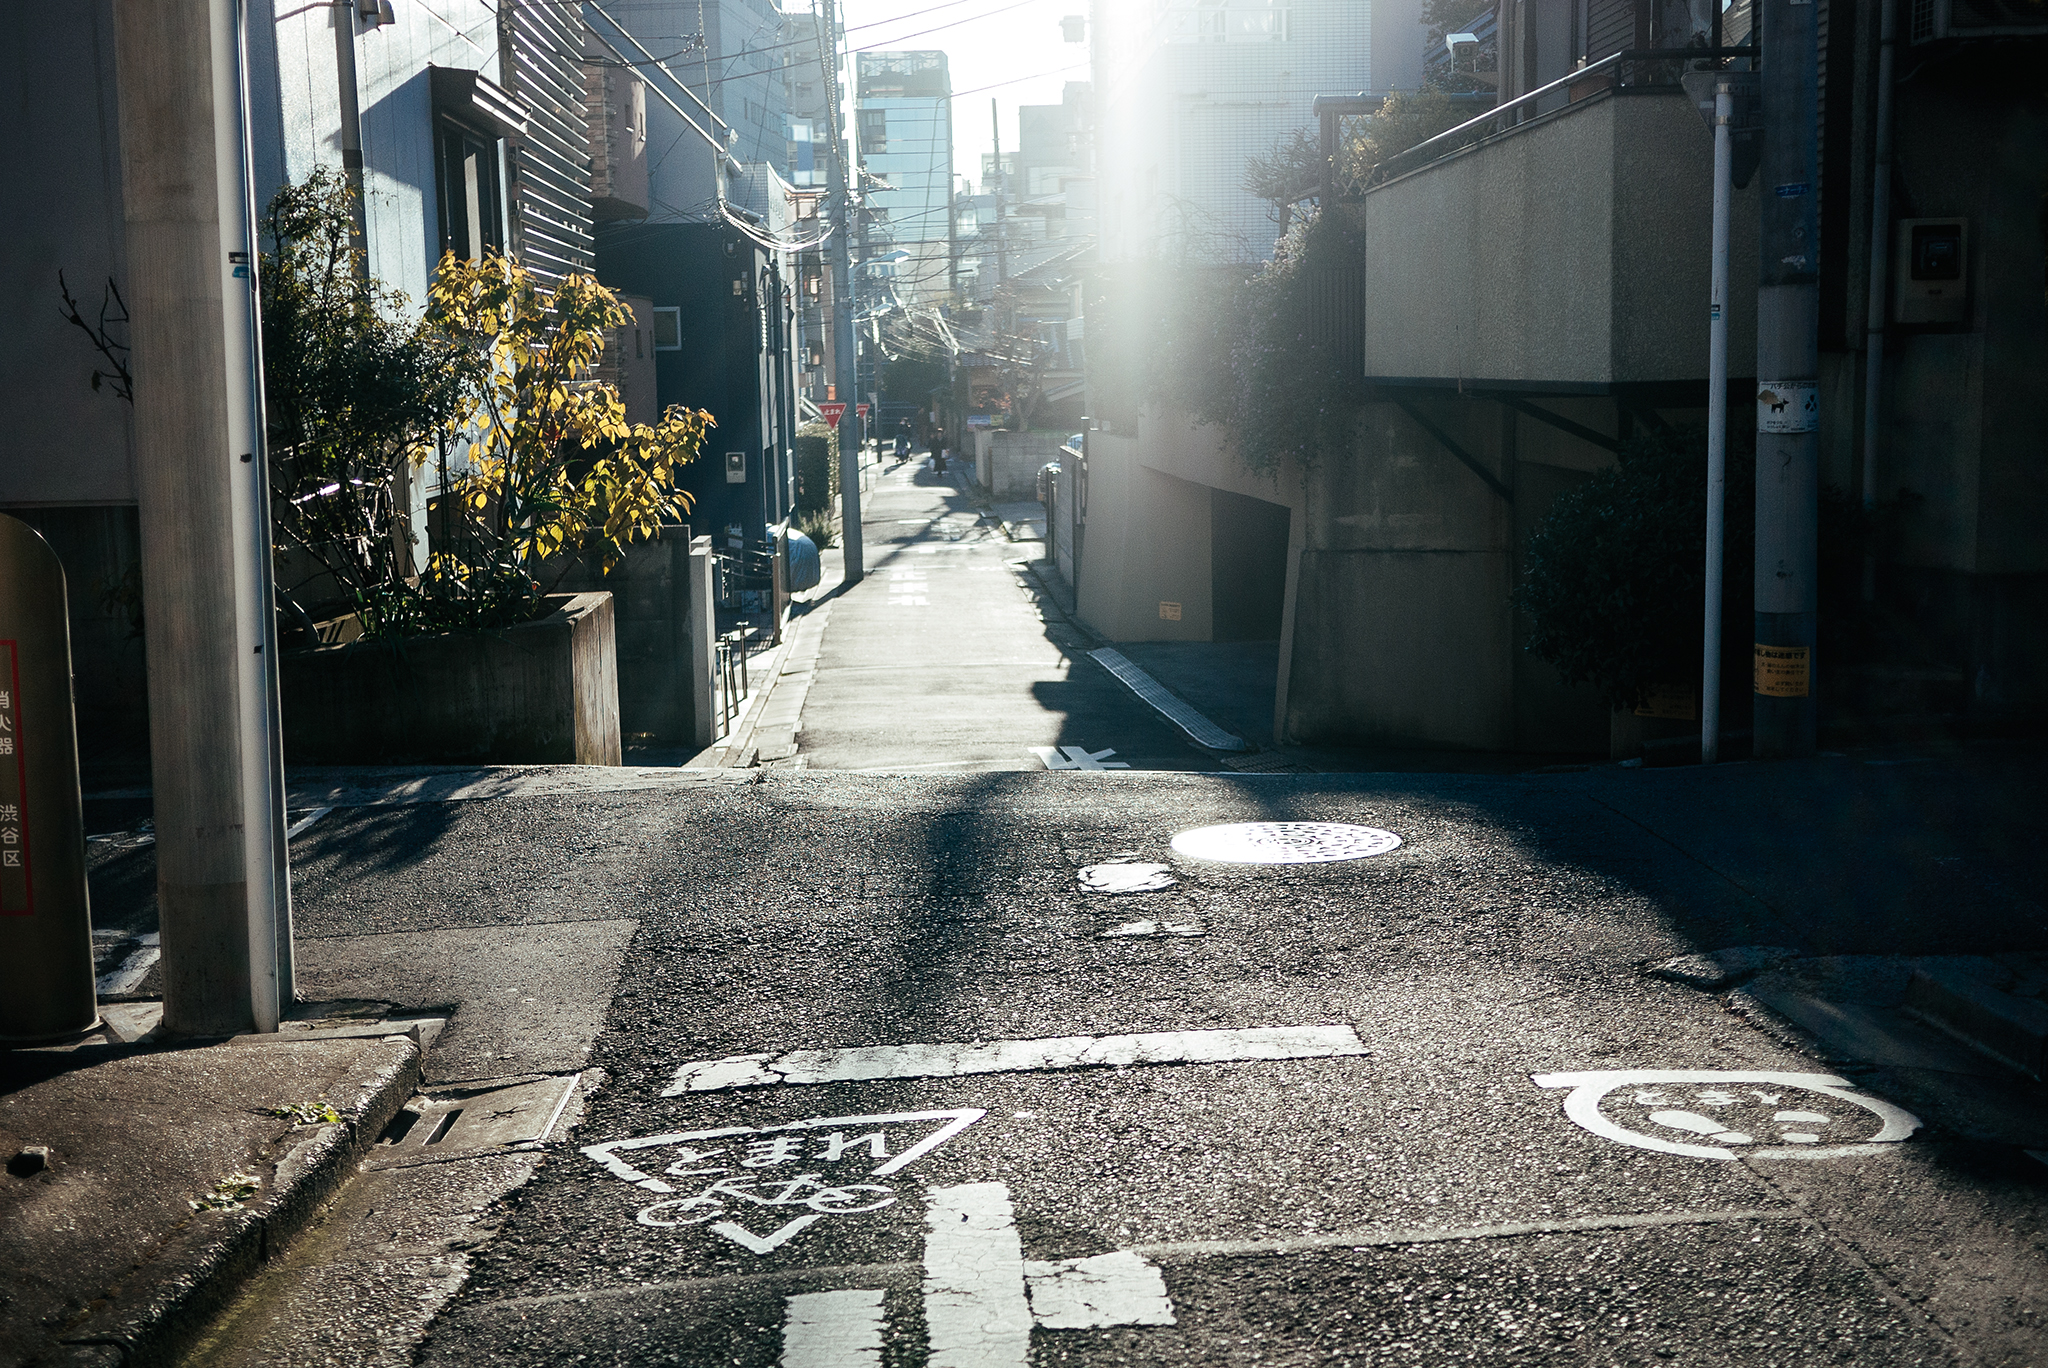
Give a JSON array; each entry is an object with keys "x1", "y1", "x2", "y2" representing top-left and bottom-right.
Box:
[
  {"x1": 113, "y1": 0, "x2": 293, "y2": 1035},
  {"x1": 1752, "y1": 0, "x2": 1821, "y2": 757},
  {"x1": 819, "y1": 0, "x2": 864, "y2": 582}
]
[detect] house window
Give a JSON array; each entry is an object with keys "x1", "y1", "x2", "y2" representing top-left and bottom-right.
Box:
[
  {"x1": 435, "y1": 119, "x2": 504, "y2": 261},
  {"x1": 652, "y1": 306, "x2": 682, "y2": 351}
]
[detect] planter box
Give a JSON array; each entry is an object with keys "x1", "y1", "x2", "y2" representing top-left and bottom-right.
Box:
[{"x1": 281, "y1": 593, "x2": 622, "y2": 765}]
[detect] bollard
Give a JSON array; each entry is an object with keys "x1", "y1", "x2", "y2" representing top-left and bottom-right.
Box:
[{"x1": 0, "y1": 515, "x2": 99, "y2": 1042}]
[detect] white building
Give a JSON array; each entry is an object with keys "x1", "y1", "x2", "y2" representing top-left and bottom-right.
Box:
[{"x1": 1094, "y1": 0, "x2": 1420, "y2": 264}]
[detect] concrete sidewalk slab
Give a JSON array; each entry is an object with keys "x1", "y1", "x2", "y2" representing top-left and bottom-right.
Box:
[{"x1": 1, "y1": 1029, "x2": 420, "y2": 1368}]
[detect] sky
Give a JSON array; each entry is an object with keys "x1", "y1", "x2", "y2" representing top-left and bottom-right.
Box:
[{"x1": 835, "y1": 0, "x2": 1088, "y2": 189}]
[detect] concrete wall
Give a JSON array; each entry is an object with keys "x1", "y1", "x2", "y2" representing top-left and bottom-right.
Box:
[
  {"x1": 978, "y1": 431, "x2": 1066, "y2": 501},
  {"x1": 1283, "y1": 393, "x2": 1610, "y2": 752},
  {"x1": 550, "y1": 527, "x2": 705, "y2": 746},
  {"x1": 281, "y1": 592, "x2": 622, "y2": 765},
  {"x1": 1363, "y1": 92, "x2": 1759, "y2": 386},
  {"x1": 1073, "y1": 433, "x2": 1215, "y2": 643}
]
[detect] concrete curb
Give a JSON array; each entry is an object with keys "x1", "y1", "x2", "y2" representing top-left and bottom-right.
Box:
[
  {"x1": 1903, "y1": 965, "x2": 2048, "y2": 1081},
  {"x1": 48, "y1": 1033, "x2": 422, "y2": 1368}
]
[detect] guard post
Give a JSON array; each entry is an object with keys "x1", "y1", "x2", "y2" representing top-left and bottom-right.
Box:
[{"x1": 0, "y1": 515, "x2": 99, "y2": 1042}]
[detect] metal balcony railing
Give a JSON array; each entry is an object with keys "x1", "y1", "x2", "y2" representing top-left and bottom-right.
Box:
[{"x1": 1327, "y1": 47, "x2": 1758, "y2": 196}]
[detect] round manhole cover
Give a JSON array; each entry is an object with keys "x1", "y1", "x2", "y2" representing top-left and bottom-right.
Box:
[{"x1": 1168, "y1": 822, "x2": 1402, "y2": 865}]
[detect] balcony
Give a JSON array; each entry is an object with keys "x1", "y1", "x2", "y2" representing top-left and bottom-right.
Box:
[{"x1": 1358, "y1": 59, "x2": 1760, "y2": 393}]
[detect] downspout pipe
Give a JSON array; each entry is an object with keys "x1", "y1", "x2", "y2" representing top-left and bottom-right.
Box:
[
  {"x1": 1859, "y1": 0, "x2": 1898, "y2": 597},
  {"x1": 332, "y1": 1, "x2": 370, "y2": 273}
]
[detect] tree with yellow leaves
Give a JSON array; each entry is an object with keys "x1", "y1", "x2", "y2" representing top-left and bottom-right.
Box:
[{"x1": 420, "y1": 252, "x2": 715, "y2": 631}]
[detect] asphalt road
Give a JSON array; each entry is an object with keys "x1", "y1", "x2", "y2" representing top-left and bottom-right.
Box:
[
  {"x1": 792, "y1": 454, "x2": 1216, "y2": 774},
  {"x1": 355, "y1": 767, "x2": 2044, "y2": 1368}
]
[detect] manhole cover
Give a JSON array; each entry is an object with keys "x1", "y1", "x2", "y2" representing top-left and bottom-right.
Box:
[{"x1": 1168, "y1": 822, "x2": 1401, "y2": 865}]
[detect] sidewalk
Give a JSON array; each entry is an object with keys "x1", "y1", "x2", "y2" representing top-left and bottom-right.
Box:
[{"x1": 1, "y1": 1018, "x2": 425, "y2": 1368}]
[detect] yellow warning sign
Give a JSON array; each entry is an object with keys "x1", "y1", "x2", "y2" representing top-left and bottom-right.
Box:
[
  {"x1": 1634, "y1": 683, "x2": 1697, "y2": 720},
  {"x1": 1754, "y1": 644, "x2": 1811, "y2": 698},
  {"x1": 1158, "y1": 601, "x2": 1182, "y2": 622}
]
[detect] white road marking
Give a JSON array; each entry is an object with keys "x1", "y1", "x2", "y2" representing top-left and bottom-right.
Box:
[
  {"x1": 285, "y1": 806, "x2": 334, "y2": 840},
  {"x1": 707, "y1": 1214, "x2": 824, "y2": 1253},
  {"x1": 1533, "y1": 1071, "x2": 1921, "y2": 1160},
  {"x1": 887, "y1": 596, "x2": 929, "y2": 606},
  {"x1": 662, "y1": 1026, "x2": 1367, "y2": 1095},
  {"x1": 923, "y1": 1183, "x2": 1032, "y2": 1368},
  {"x1": 1029, "y1": 745, "x2": 1129, "y2": 771},
  {"x1": 1077, "y1": 861, "x2": 1176, "y2": 893},
  {"x1": 584, "y1": 1110, "x2": 985, "y2": 1189},
  {"x1": 1098, "y1": 920, "x2": 1205, "y2": 939},
  {"x1": 782, "y1": 1289, "x2": 886, "y2": 1368},
  {"x1": 96, "y1": 932, "x2": 160, "y2": 994},
  {"x1": 1024, "y1": 1251, "x2": 1176, "y2": 1328}
]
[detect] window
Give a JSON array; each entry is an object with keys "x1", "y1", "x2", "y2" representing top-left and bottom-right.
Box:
[
  {"x1": 435, "y1": 119, "x2": 504, "y2": 261},
  {"x1": 651, "y1": 306, "x2": 682, "y2": 351},
  {"x1": 857, "y1": 108, "x2": 888, "y2": 154}
]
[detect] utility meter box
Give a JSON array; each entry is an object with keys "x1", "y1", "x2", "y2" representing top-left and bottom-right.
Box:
[
  {"x1": 724, "y1": 450, "x2": 747, "y2": 484},
  {"x1": 1893, "y1": 218, "x2": 1969, "y2": 325}
]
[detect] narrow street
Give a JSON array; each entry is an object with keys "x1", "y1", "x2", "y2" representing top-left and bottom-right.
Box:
[
  {"x1": 790, "y1": 450, "x2": 1219, "y2": 774},
  {"x1": 158, "y1": 463, "x2": 2048, "y2": 1368}
]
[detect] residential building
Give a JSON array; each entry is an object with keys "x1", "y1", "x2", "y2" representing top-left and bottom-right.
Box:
[{"x1": 1075, "y1": 0, "x2": 2048, "y2": 754}]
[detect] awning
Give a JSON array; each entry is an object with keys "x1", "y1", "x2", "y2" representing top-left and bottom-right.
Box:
[{"x1": 430, "y1": 66, "x2": 529, "y2": 141}]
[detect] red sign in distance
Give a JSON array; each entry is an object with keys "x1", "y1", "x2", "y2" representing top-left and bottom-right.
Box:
[
  {"x1": 856, "y1": 404, "x2": 869, "y2": 419},
  {"x1": 818, "y1": 401, "x2": 847, "y2": 426}
]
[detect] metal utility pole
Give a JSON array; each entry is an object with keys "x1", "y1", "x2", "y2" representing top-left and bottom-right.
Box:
[
  {"x1": 112, "y1": 0, "x2": 293, "y2": 1035},
  {"x1": 818, "y1": 0, "x2": 863, "y2": 581},
  {"x1": 1701, "y1": 75, "x2": 1735, "y2": 765},
  {"x1": 1753, "y1": 0, "x2": 1821, "y2": 757},
  {"x1": 1859, "y1": 0, "x2": 1899, "y2": 599}
]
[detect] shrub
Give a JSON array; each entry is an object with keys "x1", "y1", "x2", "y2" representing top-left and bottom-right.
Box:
[
  {"x1": 793, "y1": 421, "x2": 838, "y2": 516},
  {"x1": 1514, "y1": 427, "x2": 1756, "y2": 712}
]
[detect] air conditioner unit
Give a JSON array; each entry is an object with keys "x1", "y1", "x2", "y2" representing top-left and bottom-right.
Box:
[{"x1": 1909, "y1": 0, "x2": 2048, "y2": 43}]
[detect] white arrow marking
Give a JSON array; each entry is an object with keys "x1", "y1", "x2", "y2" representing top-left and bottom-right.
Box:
[{"x1": 710, "y1": 1214, "x2": 824, "y2": 1254}]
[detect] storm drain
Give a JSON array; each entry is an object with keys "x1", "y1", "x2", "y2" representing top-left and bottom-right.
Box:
[
  {"x1": 379, "y1": 1076, "x2": 579, "y2": 1155},
  {"x1": 1086, "y1": 649, "x2": 1250, "y2": 752},
  {"x1": 1169, "y1": 822, "x2": 1402, "y2": 865}
]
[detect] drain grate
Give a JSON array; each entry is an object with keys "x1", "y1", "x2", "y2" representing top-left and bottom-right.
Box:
[
  {"x1": 1086, "y1": 649, "x2": 1249, "y2": 752},
  {"x1": 1169, "y1": 822, "x2": 1402, "y2": 865},
  {"x1": 381, "y1": 1076, "x2": 579, "y2": 1154}
]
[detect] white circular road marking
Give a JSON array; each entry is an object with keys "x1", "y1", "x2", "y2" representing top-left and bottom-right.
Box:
[
  {"x1": 1168, "y1": 822, "x2": 1402, "y2": 865},
  {"x1": 1532, "y1": 1070, "x2": 1922, "y2": 1160}
]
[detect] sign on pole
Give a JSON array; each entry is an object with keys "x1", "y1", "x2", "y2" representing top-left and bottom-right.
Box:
[
  {"x1": 818, "y1": 401, "x2": 847, "y2": 427},
  {"x1": 856, "y1": 403, "x2": 870, "y2": 420}
]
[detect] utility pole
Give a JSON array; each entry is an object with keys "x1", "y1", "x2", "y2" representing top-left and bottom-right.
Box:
[
  {"x1": 818, "y1": 0, "x2": 863, "y2": 581},
  {"x1": 990, "y1": 99, "x2": 1008, "y2": 295},
  {"x1": 331, "y1": 1, "x2": 370, "y2": 269},
  {"x1": 1701, "y1": 74, "x2": 1735, "y2": 765},
  {"x1": 112, "y1": 0, "x2": 293, "y2": 1035},
  {"x1": 1752, "y1": 0, "x2": 1821, "y2": 757}
]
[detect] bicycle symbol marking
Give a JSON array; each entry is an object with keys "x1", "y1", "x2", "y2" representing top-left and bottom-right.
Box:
[
  {"x1": 637, "y1": 1170, "x2": 897, "y2": 1227},
  {"x1": 583, "y1": 1108, "x2": 984, "y2": 1255}
]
